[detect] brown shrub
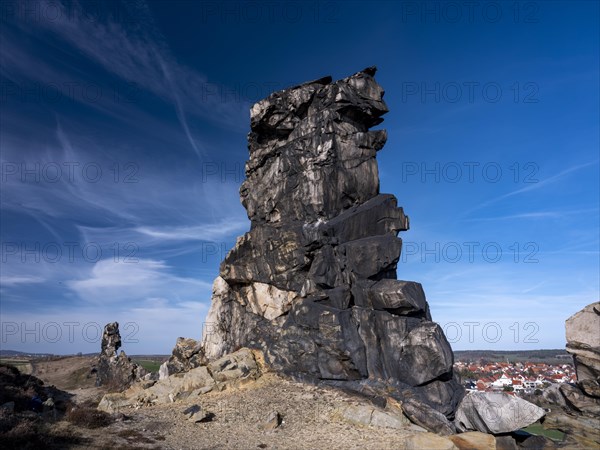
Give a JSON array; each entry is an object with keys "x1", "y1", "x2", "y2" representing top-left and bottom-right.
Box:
[
  {"x1": 1, "y1": 418, "x2": 84, "y2": 449},
  {"x1": 66, "y1": 405, "x2": 114, "y2": 428}
]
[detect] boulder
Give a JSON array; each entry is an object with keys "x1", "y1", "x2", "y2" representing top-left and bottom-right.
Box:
[
  {"x1": 259, "y1": 411, "x2": 281, "y2": 431},
  {"x1": 494, "y1": 435, "x2": 518, "y2": 450},
  {"x1": 566, "y1": 302, "x2": 600, "y2": 390},
  {"x1": 159, "y1": 337, "x2": 206, "y2": 379},
  {"x1": 401, "y1": 394, "x2": 456, "y2": 436},
  {"x1": 535, "y1": 302, "x2": 600, "y2": 448},
  {"x1": 337, "y1": 404, "x2": 409, "y2": 429},
  {"x1": 544, "y1": 410, "x2": 600, "y2": 448},
  {"x1": 182, "y1": 404, "x2": 211, "y2": 423},
  {"x1": 207, "y1": 348, "x2": 259, "y2": 383},
  {"x1": 559, "y1": 382, "x2": 600, "y2": 414},
  {"x1": 449, "y1": 431, "x2": 496, "y2": 450},
  {"x1": 405, "y1": 433, "x2": 459, "y2": 450},
  {"x1": 454, "y1": 392, "x2": 545, "y2": 434},
  {"x1": 97, "y1": 391, "x2": 138, "y2": 413}
]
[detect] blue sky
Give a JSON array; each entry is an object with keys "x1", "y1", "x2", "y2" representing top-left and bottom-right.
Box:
[{"x1": 0, "y1": 1, "x2": 598, "y2": 354}]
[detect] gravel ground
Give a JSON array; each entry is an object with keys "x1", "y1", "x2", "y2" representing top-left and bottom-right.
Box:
[{"x1": 57, "y1": 373, "x2": 424, "y2": 449}]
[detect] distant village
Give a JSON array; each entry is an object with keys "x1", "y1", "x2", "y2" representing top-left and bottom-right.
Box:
[{"x1": 454, "y1": 359, "x2": 576, "y2": 396}]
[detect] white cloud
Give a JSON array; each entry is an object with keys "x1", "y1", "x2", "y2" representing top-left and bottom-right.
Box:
[
  {"x1": 0, "y1": 276, "x2": 45, "y2": 286},
  {"x1": 134, "y1": 222, "x2": 248, "y2": 241},
  {"x1": 66, "y1": 258, "x2": 212, "y2": 305}
]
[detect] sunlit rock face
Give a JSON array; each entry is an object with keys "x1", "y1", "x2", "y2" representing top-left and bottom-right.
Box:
[
  {"x1": 202, "y1": 67, "x2": 464, "y2": 429},
  {"x1": 96, "y1": 322, "x2": 145, "y2": 390}
]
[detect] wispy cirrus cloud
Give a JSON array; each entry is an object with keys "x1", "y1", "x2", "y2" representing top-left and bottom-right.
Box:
[
  {"x1": 0, "y1": 276, "x2": 45, "y2": 287},
  {"x1": 66, "y1": 258, "x2": 212, "y2": 305},
  {"x1": 464, "y1": 160, "x2": 599, "y2": 215},
  {"x1": 463, "y1": 207, "x2": 599, "y2": 222},
  {"x1": 134, "y1": 223, "x2": 248, "y2": 241},
  {"x1": 25, "y1": 0, "x2": 248, "y2": 143}
]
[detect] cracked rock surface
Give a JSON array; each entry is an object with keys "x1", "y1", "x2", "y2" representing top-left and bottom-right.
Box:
[{"x1": 201, "y1": 67, "x2": 464, "y2": 431}]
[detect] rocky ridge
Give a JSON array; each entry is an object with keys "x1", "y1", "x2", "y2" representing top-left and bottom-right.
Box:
[{"x1": 543, "y1": 301, "x2": 600, "y2": 447}]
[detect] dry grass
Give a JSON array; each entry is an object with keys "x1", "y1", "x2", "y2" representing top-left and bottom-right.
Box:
[
  {"x1": 65, "y1": 404, "x2": 114, "y2": 429},
  {"x1": 1, "y1": 417, "x2": 86, "y2": 449}
]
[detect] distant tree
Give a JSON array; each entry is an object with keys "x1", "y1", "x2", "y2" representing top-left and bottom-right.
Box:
[
  {"x1": 503, "y1": 385, "x2": 514, "y2": 392},
  {"x1": 534, "y1": 389, "x2": 543, "y2": 395}
]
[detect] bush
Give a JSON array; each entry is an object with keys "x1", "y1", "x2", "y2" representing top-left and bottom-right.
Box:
[{"x1": 65, "y1": 405, "x2": 113, "y2": 429}]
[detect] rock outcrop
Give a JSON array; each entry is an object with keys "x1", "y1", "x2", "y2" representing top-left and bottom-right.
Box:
[
  {"x1": 96, "y1": 322, "x2": 146, "y2": 390},
  {"x1": 544, "y1": 302, "x2": 600, "y2": 448},
  {"x1": 454, "y1": 392, "x2": 545, "y2": 434},
  {"x1": 158, "y1": 337, "x2": 206, "y2": 380},
  {"x1": 119, "y1": 67, "x2": 541, "y2": 438},
  {"x1": 201, "y1": 67, "x2": 461, "y2": 431},
  {"x1": 566, "y1": 302, "x2": 600, "y2": 397},
  {"x1": 98, "y1": 348, "x2": 260, "y2": 412}
]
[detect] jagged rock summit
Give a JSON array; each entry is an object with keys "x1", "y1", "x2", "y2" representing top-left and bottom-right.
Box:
[
  {"x1": 201, "y1": 67, "x2": 464, "y2": 428},
  {"x1": 96, "y1": 322, "x2": 146, "y2": 390}
]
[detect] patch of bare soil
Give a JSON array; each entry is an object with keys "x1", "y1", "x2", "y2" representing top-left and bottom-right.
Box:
[{"x1": 33, "y1": 356, "x2": 105, "y2": 403}]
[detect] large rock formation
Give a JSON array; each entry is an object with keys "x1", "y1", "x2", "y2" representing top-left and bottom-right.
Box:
[
  {"x1": 544, "y1": 302, "x2": 600, "y2": 447},
  {"x1": 158, "y1": 337, "x2": 206, "y2": 380},
  {"x1": 96, "y1": 322, "x2": 146, "y2": 390},
  {"x1": 201, "y1": 67, "x2": 465, "y2": 429}
]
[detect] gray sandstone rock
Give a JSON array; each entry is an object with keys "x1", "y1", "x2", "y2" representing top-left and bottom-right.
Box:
[
  {"x1": 98, "y1": 348, "x2": 260, "y2": 411},
  {"x1": 159, "y1": 337, "x2": 206, "y2": 379},
  {"x1": 182, "y1": 404, "x2": 211, "y2": 423},
  {"x1": 542, "y1": 302, "x2": 600, "y2": 447},
  {"x1": 194, "y1": 67, "x2": 545, "y2": 438},
  {"x1": 454, "y1": 392, "x2": 545, "y2": 434},
  {"x1": 96, "y1": 322, "x2": 146, "y2": 390},
  {"x1": 260, "y1": 411, "x2": 281, "y2": 431},
  {"x1": 566, "y1": 301, "x2": 600, "y2": 388},
  {"x1": 200, "y1": 67, "x2": 463, "y2": 432}
]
